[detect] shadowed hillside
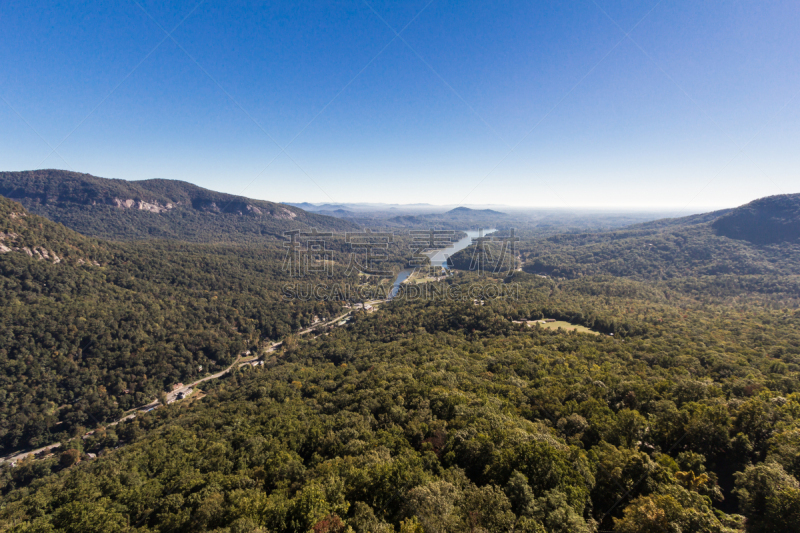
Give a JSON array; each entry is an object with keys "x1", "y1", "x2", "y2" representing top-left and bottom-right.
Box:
[{"x1": 712, "y1": 194, "x2": 800, "y2": 244}]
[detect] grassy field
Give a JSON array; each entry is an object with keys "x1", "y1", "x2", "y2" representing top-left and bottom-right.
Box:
[
  {"x1": 403, "y1": 271, "x2": 447, "y2": 284},
  {"x1": 516, "y1": 319, "x2": 601, "y2": 335}
]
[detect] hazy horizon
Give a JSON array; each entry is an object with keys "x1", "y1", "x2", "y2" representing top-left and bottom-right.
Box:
[{"x1": 281, "y1": 199, "x2": 721, "y2": 214}]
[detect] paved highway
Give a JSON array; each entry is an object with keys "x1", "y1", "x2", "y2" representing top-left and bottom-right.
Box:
[{"x1": 0, "y1": 304, "x2": 377, "y2": 465}]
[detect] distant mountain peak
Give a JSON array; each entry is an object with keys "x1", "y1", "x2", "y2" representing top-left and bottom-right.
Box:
[
  {"x1": 712, "y1": 193, "x2": 800, "y2": 244},
  {"x1": 446, "y1": 206, "x2": 506, "y2": 215}
]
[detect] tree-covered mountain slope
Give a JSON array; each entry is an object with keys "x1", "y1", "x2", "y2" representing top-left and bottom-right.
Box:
[
  {"x1": 711, "y1": 193, "x2": 800, "y2": 244},
  {"x1": 628, "y1": 209, "x2": 732, "y2": 231},
  {"x1": 0, "y1": 197, "x2": 346, "y2": 455},
  {"x1": 0, "y1": 194, "x2": 103, "y2": 265},
  {"x1": 0, "y1": 170, "x2": 358, "y2": 242},
  {"x1": 2, "y1": 277, "x2": 799, "y2": 532},
  {"x1": 518, "y1": 195, "x2": 800, "y2": 280},
  {"x1": 2, "y1": 192, "x2": 800, "y2": 532}
]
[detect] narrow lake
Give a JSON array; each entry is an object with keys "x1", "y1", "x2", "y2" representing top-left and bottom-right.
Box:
[
  {"x1": 388, "y1": 228, "x2": 497, "y2": 299},
  {"x1": 426, "y1": 228, "x2": 497, "y2": 269}
]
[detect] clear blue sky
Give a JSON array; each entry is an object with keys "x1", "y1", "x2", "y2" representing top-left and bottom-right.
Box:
[{"x1": 1, "y1": 1, "x2": 798, "y2": 209}]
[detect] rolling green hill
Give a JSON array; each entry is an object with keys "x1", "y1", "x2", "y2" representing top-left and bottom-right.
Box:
[{"x1": 0, "y1": 170, "x2": 358, "y2": 242}]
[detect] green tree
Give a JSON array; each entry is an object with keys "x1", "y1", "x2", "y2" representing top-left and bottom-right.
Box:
[{"x1": 734, "y1": 462, "x2": 800, "y2": 533}]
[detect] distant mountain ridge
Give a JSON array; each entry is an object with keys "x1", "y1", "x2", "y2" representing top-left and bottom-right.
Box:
[
  {"x1": 628, "y1": 209, "x2": 733, "y2": 231},
  {"x1": 712, "y1": 193, "x2": 800, "y2": 244},
  {"x1": 521, "y1": 192, "x2": 800, "y2": 280},
  {"x1": 386, "y1": 205, "x2": 509, "y2": 229},
  {"x1": 446, "y1": 206, "x2": 506, "y2": 215},
  {"x1": 622, "y1": 193, "x2": 800, "y2": 244},
  {"x1": 0, "y1": 170, "x2": 357, "y2": 242}
]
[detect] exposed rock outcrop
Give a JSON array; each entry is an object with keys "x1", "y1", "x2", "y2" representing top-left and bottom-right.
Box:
[
  {"x1": 1, "y1": 232, "x2": 72, "y2": 265},
  {"x1": 112, "y1": 198, "x2": 174, "y2": 213}
]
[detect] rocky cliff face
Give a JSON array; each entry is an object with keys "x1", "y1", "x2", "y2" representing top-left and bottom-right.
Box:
[
  {"x1": 112, "y1": 198, "x2": 175, "y2": 213},
  {"x1": 0, "y1": 232, "x2": 64, "y2": 263},
  {"x1": 0, "y1": 170, "x2": 313, "y2": 219}
]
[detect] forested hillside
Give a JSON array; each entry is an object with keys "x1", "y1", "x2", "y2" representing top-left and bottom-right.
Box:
[
  {"x1": 0, "y1": 170, "x2": 357, "y2": 242},
  {"x1": 2, "y1": 192, "x2": 800, "y2": 532},
  {"x1": 0, "y1": 196, "x2": 347, "y2": 454},
  {"x1": 515, "y1": 195, "x2": 800, "y2": 281},
  {"x1": 2, "y1": 272, "x2": 800, "y2": 532},
  {"x1": 432, "y1": 197, "x2": 800, "y2": 280},
  {"x1": 520, "y1": 220, "x2": 800, "y2": 281},
  {"x1": 712, "y1": 194, "x2": 800, "y2": 244}
]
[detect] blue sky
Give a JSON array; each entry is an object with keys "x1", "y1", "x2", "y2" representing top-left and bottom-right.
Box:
[{"x1": 1, "y1": 1, "x2": 798, "y2": 209}]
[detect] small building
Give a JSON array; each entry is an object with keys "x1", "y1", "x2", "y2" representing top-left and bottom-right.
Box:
[{"x1": 172, "y1": 383, "x2": 184, "y2": 391}]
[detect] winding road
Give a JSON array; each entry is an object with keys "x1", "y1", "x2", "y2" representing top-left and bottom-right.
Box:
[{"x1": 0, "y1": 307, "x2": 371, "y2": 466}]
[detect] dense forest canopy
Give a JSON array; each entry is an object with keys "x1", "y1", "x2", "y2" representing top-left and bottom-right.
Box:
[
  {"x1": 2, "y1": 274, "x2": 800, "y2": 532},
  {"x1": 0, "y1": 196, "x2": 351, "y2": 454},
  {"x1": 1, "y1": 190, "x2": 800, "y2": 532}
]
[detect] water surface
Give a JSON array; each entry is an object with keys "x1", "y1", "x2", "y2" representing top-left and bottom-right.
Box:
[
  {"x1": 425, "y1": 229, "x2": 497, "y2": 269},
  {"x1": 388, "y1": 228, "x2": 497, "y2": 300}
]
